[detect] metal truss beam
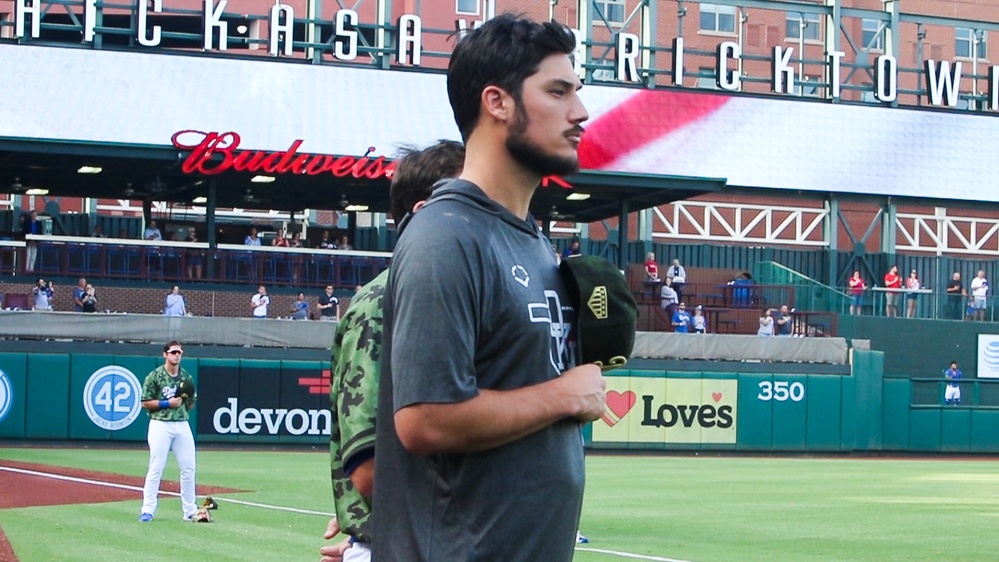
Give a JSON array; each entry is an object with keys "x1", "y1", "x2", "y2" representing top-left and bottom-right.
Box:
[
  {"x1": 896, "y1": 208, "x2": 999, "y2": 256},
  {"x1": 650, "y1": 200, "x2": 828, "y2": 247}
]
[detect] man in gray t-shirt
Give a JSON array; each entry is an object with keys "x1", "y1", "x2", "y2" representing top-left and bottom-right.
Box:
[{"x1": 371, "y1": 15, "x2": 606, "y2": 562}]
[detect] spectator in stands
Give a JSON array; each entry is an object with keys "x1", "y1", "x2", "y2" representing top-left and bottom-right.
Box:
[
  {"x1": 319, "y1": 231, "x2": 336, "y2": 249},
  {"x1": 81, "y1": 284, "x2": 98, "y2": 313},
  {"x1": 20, "y1": 210, "x2": 41, "y2": 273},
  {"x1": 660, "y1": 277, "x2": 678, "y2": 318},
  {"x1": 91, "y1": 224, "x2": 106, "y2": 238},
  {"x1": 883, "y1": 265, "x2": 901, "y2": 317},
  {"x1": 691, "y1": 305, "x2": 707, "y2": 334},
  {"x1": 292, "y1": 292, "x2": 310, "y2": 320},
  {"x1": 290, "y1": 231, "x2": 304, "y2": 248},
  {"x1": 337, "y1": 235, "x2": 353, "y2": 251},
  {"x1": 848, "y1": 271, "x2": 866, "y2": 315},
  {"x1": 561, "y1": 237, "x2": 581, "y2": 260},
  {"x1": 757, "y1": 308, "x2": 774, "y2": 336},
  {"x1": 165, "y1": 286, "x2": 187, "y2": 317},
  {"x1": 33, "y1": 278, "x2": 53, "y2": 311},
  {"x1": 186, "y1": 230, "x2": 203, "y2": 280},
  {"x1": 672, "y1": 302, "x2": 691, "y2": 333},
  {"x1": 643, "y1": 252, "x2": 660, "y2": 297},
  {"x1": 905, "y1": 269, "x2": 921, "y2": 318},
  {"x1": 72, "y1": 277, "x2": 88, "y2": 312},
  {"x1": 970, "y1": 270, "x2": 989, "y2": 322},
  {"x1": 318, "y1": 286, "x2": 340, "y2": 321},
  {"x1": 251, "y1": 285, "x2": 269, "y2": 318},
  {"x1": 245, "y1": 227, "x2": 261, "y2": 246},
  {"x1": 946, "y1": 272, "x2": 966, "y2": 320},
  {"x1": 143, "y1": 220, "x2": 163, "y2": 241},
  {"x1": 775, "y1": 304, "x2": 793, "y2": 336},
  {"x1": 644, "y1": 252, "x2": 659, "y2": 282},
  {"x1": 667, "y1": 259, "x2": 687, "y2": 304},
  {"x1": 273, "y1": 228, "x2": 290, "y2": 247}
]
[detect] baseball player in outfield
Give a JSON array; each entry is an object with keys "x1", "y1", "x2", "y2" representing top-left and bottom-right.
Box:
[
  {"x1": 139, "y1": 340, "x2": 198, "y2": 522},
  {"x1": 944, "y1": 361, "x2": 962, "y2": 406},
  {"x1": 321, "y1": 140, "x2": 466, "y2": 562}
]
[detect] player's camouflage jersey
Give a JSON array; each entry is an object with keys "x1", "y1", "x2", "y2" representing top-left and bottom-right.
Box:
[
  {"x1": 141, "y1": 366, "x2": 196, "y2": 422},
  {"x1": 330, "y1": 269, "x2": 387, "y2": 543}
]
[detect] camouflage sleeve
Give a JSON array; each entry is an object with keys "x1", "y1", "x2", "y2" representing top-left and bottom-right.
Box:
[
  {"x1": 141, "y1": 371, "x2": 159, "y2": 401},
  {"x1": 336, "y1": 305, "x2": 382, "y2": 465}
]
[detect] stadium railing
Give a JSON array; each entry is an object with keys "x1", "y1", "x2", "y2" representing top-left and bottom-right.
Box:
[{"x1": 21, "y1": 234, "x2": 390, "y2": 289}]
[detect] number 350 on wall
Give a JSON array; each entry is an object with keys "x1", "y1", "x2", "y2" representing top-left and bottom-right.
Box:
[{"x1": 757, "y1": 381, "x2": 805, "y2": 402}]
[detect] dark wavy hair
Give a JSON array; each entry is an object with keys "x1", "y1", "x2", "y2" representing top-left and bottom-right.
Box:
[
  {"x1": 389, "y1": 140, "x2": 465, "y2": 221},
  {"x1": 447, "y1": 13, "x2": 576, "y2": 142}
]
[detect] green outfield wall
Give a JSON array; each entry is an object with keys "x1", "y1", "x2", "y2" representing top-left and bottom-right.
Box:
[{"x1": 2, "y1": 348, "x2": 997, "y2": 453}]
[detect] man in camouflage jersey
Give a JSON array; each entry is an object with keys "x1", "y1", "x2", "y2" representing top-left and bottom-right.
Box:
[
  {"x1": 322, "y1": 141, "x2": 464, "y2": 562},
  {"x1": 139, "y1": 340, "x2": 198, "y2": 522}
]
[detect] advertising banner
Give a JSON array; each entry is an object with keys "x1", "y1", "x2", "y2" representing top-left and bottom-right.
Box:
[
  {"x1": 977, "y1": 334, "x2": 999, "y2": 379},
  {"x1": 592, "y1": 376, "x2": 738, "y2": 446},
  {"x1": 197, "y1": 361, "x2": 329, "y2": 442}
]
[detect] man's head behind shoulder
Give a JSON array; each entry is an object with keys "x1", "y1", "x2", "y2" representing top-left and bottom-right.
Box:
[{"x1": 389, "y1": 140, "x2": 465, "y2": 221}]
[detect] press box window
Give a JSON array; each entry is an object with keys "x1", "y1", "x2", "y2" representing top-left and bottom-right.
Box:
[
  {"x1": 786, "y1": 12, "x2": 820, "y2": 41},
  {"x1": 955, "y1": 27, "x2": 987, "y2": 59},
  {"x1": 862, "y1": 19, "x2": 883, "y2": 51},
  {"x1": 596, "y1": 0, "x2": 625, "y2": 24},
  {"x1": 699, "y1": 3, "x2": 735, "y2": 34},
  {"x1": 456, "y1": 0, "x2": 479, "y2": 16}
]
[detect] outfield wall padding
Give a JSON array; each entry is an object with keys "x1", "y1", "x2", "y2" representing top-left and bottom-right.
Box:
[{"x1": 2, "y1": 347, "x2": 999, "y2": 453}]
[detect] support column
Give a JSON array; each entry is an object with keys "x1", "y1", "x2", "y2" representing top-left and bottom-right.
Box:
[
  {"x1": 825, "y1": 195, "x2": 838, "y2": 287},
  {"x1": 882, "y1": 197, "x2": 897, "y2": 256},
  {"x1": 617, "y1": 200, "x2": 629, "y2": 270},
  {"x1": 206, "y1": 179, "x2": 217, "y2": 279}
]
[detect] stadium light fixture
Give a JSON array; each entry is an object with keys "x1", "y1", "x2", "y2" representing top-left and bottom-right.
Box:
[
  {"x1": 25, "y1": 188, "x2": 49, "y2": 195},
  {"x1": 192, "y1": 196, "x2": 208, "y2": 204},
  {"x1": 251, "y1": 175, "x2": 276, "y2": 183},
  {"x1": 344, "y1": 204, "x2": 369, "y2": 212},
  {"x1": 77, "y1": 166, "x2": 103, "y2": 174},
  {"x1": 566, "y1": 192, "x2": 591, "y2": 201}
]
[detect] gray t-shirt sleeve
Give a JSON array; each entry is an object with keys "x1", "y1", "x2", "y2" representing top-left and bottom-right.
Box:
[{"x1": 390, "y1": 219, "x2": 481, "y2": 411}]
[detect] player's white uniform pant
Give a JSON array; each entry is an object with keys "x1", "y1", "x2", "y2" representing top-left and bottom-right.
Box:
[
  {"x1": 945, "y1": 385, "x2": 961, "y2": 403},
  {"x1": 141, "y1": 419, "x2": 197, "y2": 518},
  {"x1": 344, "y1": 542, "x2": 371, "y2": 562}
]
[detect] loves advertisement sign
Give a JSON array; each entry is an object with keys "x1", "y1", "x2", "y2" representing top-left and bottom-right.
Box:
[{"x1": 593, "y1": 377, "x2": 737, "y2": 445}]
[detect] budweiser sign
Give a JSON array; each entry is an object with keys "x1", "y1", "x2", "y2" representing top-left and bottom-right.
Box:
[{"x1": 171, "y1": 130, "x2": 395, "y2": 179}]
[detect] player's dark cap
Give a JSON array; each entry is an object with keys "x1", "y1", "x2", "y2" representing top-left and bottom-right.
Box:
[{"x1": 559, "y1": 255, "x2": 638, "y2": 371}]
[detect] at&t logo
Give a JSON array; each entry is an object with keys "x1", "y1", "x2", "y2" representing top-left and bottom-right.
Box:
[{"x1": 83, "y1": 366, "x2": 142, "y2": 430}]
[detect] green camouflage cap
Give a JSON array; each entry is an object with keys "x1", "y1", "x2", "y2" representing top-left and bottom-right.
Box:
[{"x1": 559, "y1": 255, "x2": 638, "y2": 371}]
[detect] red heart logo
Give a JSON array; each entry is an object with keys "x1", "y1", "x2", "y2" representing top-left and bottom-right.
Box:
[
  {"x1": 602, "y1": 390, "x2": 637, "y2": 427},
  {"x1": 712, "y1": 392, "x2": 723, "y2": 403}
]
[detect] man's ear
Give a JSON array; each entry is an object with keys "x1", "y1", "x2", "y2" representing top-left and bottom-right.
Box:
[
  {"x1": 481, "y1": 85, "x2": 513, "y2": 123},
  {"x1": 411, "y1": 200, "x2": 427, "y2": 214}
]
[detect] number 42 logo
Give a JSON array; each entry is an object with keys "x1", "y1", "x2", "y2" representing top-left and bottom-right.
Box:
[
  {"x1": 757, "y1": 380, "x2": 806, "y2": 402},
  {"x1": 83, "y1": 366, "x2": 143, "y2": 431}
]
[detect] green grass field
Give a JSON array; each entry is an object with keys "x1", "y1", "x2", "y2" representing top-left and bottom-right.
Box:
[{"x1": 1, "y1": 447, "x2": 998, "y2": 561}]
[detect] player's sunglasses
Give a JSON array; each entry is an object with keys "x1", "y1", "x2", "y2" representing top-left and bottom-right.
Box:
[{"x1": 167, "y1": 350, "x2": 184, "y2": 355}]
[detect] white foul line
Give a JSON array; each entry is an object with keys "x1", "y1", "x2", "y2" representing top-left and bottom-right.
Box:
[
  {"x1": 575, "y1": 547, "x2": 692, "y2": 562},
  {"x1": 2, "y1": 465, "x2": 692, "y2": 561},
  {"x1": 0, "y1": 465, "x2": 332, "y2": 517}
]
